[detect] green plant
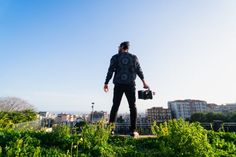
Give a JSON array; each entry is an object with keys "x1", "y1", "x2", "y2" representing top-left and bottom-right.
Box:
[
  {"x1": 1, "y1": 119, "x2": 236, "y2": 156},
  {"x1": 5, "y1": 136, "x2": 41, "y2": 157},
  {"x1": 152, "y1": 119, "x2": 214, "y2": 157},
  {"x1": 0, "y1": 110, "x2": 37, "y2": 129},
  {"x1": 208, "y1": 131, "x2": 236, "y2": 156},
  {"x1": 80, "y1": 121, "x2": 115, "y2": 156}
]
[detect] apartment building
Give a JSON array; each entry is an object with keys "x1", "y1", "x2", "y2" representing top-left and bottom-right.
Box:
[
  {"x1": 90, "y1": 111, "x2": 108, "y2": 123},
  {"x1": 56, "y1": 113, "x2": 77, "y2": 123},
  {"x1": 168, "y1": 99, "x2": 208, "y2": 119},
  {"x1": 38, "y1": 111, "x2": 56, "y2": 119},
  {"x1": 210, "y1": 103, "x2": 236, "y2": 113},
  {"x1": 146, "y1": 107, "x2": 172, "y2": 123}
]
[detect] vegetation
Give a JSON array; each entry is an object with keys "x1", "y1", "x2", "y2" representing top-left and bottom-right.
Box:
[
  {"x1": 1, "y1": 115, "x2": 236, "y2": 157},
  {"x1": 0, "y1": 97, "x2": 37, "y2": 129},
  {"x1": 0, "y1": 110, "x2": 37, "y2": 128},
  {"x1": 190, "y1": 112, "x2": 236, "y2": 122},
  {"x1": 151, "y1": 119, "x2": 213, "y2": 156}
]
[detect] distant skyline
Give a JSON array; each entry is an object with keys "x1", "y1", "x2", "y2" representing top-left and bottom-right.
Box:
[{"x1": 1, "y1": 0, "x2": 236, "y2": 113}]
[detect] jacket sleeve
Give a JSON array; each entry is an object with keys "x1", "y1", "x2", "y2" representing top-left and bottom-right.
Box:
[
  {"x1": 105, "y1": 56, "x2": 117, "y2": 84},
  {"x1": 134, "y1": 55, "x2": 144, "y2": 80}
]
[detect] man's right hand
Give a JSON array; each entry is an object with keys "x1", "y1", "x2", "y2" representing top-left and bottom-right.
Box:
[{"x1": 104, "y1": 84, "x2": 109, "y2": 92}]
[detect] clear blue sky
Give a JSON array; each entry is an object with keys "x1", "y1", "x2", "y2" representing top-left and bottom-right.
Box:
[{"x1": 1, "y1": 0, "x2": 236, "y2": 113}]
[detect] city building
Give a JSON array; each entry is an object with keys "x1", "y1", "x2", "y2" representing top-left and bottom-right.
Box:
[
  {"x1": 146, "y1": 107, "x2": 172, "y2": 123},
  {"x1": 207, "y1": 103, "x2": 218, "y2": 112},
  {"x1": 168, "y1": 99, "x2": 208, "y2": 119},
  {"x1": 90, "y1": 111, "x2": 108, "y2": 123},
  {"x1": 137, "y1": 113, "x2": 149, "y2": 124},
  {"x1": 56, "y1": 113, "x2": 77, "y2": 123},
  {"x1": 38, "y1": 111, "x2": 56, "y2": 119},
  {"x1": 210, "y1": 103, "x2": 236, "y2": 113},
  {"x1": 38, "y1": 111, "x2": 57, "y2": 127},
  {"x1": 225, "y1": 103, "x2": 236, "y2": 111}
]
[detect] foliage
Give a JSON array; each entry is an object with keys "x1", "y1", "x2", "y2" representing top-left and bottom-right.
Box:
[
  {"x1": 208, "y1": 131, "x2": 236, "y2": 156},
  {"x1": 80, "y1": 121, "x2": 115, "y2": 156},
  {"x1": 1, "y1": 119, "x2": 236, "y2": 156},
  {"x1": 190, "y1": 111, "x2": 236, "y2": 122},
  {"x1": 5, "y1": 136, "x2": 41, "y2": 157},
  {"x1": 151, "y1": 119, "x2": 214, "y2": 157},
  {"x1": 0, "y1": 114, "x2": 14, "y2": 128},
  {"x1": 0, "y1": 110, "x2": 37, "y2": 128}
]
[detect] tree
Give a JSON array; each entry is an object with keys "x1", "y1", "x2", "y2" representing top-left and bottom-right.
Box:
[
  {"x1": 190, "y1": 112, "x2": 228, "y2": 123},
  {"x1": 205, "y1": 112, "x2": 226, "y2": 122},
  {"x1": 226, "y1": 112, "x2": 236, "y2": 122},
  {"x1": 0, "y1": 97, "x2": 35, "y2": 111},
  {"x1": 190, "y1": 112, "x2": 206, "y2": 122},
  {"x1": 0, "y1": 109, "x2": 37, "y2": 124}
]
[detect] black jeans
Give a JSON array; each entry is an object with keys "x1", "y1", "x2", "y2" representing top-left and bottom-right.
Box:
[{"x1": 109, "y1": 84, "x2": 137, "y2": 132}]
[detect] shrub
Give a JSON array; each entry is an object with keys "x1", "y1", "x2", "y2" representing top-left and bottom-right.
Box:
[
  {"x1": 1, "y1": 119, "x2": 236, "y2": 156},
  {"x1": 208, "y1": 131, "x2": 236, "y2": 156},
  {"x1": 0, "y1": 110, "x2": 37, "y2": 128},
  {"x1": 152, "y1": 119, "x2": 214, "y2": 157},
  {"x1": 80, "y1": 121, "x2": 115, "y2": 157}
]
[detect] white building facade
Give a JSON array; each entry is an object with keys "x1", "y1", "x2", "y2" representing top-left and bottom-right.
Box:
[
  {"x1": 168, "y1": 99, "x2": 208, "y2": 119},
  {"x1": 211, "y1": 103, "x2": 236, "y2": 113}
]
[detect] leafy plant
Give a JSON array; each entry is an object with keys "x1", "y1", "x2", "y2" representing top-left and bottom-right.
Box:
[
  {"x1": 152, "y1": 119, "x2": 214, "y2": 157},
  {"x1": 0, "y1": 110, "x2": 37, "y2": 128},
  {"x1": 1, "y1": 119, "x2": 236, "y2": 156},
  {"x1": 80, "y1": 121, "x2": 115, "y2": 156}
]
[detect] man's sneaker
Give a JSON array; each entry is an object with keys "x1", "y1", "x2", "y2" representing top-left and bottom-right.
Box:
[
  {"x1": 130, "y1": 131, "x2": 139, "y2": 138},
  {"x1": 110, "y1": 130, "x2": 115, "y2": 136}
]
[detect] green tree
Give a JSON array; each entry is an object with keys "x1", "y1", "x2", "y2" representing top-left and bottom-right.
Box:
[
  {"x1": 0, "y1": 109, "x2": 37, "y2": 128},
  {"x1": 190, "y1": 112, "x2": 229, "y2": 123},
  {"x1": 227, "y1": 112, "x2": 236, "y2": 122},
  {"x1": 205, "y1": 112, "x2": 227, "y2": 122},
  {"x1": 190, "y1": 112, "x2": 206, "y2": 122}
]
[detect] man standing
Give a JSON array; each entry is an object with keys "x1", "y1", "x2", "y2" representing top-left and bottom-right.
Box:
[{"x1": 104, "y1": 41, "x2": 149, "y2": 137}]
